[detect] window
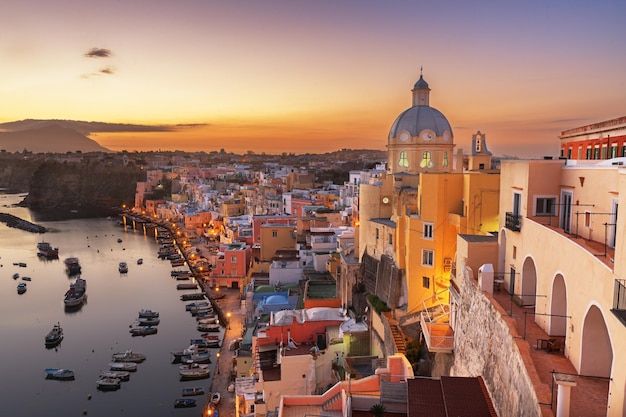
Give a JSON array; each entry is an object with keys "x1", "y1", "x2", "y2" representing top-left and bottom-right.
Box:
[
  {"x1": 231, "y1": 269, "x2": 237, "y2": 277},
  {"x1": 622, "y1": 145, "x2": 626, "y2": 157},
  {"x1": 567, "y1": 148, "x2": 572, "y2": 159},
  {"x1": 376, "y1": 228, "x2": 379, "y2": 240},
  {"x1": 594, "y1": 146, "x2": 600, "y2": 159},
  {"x1": 420, "y1": 151, "x2": 433, "y2": 168},
  {"x1": 389, "y1": 233, "x2": 393, "y2": 245},
  {"x1": 231, "y1": 256, "x2": 237, "y2": 264},
  {"x1": 586, "y1": 147, "x2": 592, "y2": 159},
  {"x1": 578, "y1": 147, "x2": 582, "y2": 159},
  {"x1": 422, "y1": 276, "x2": 430, "y2": 289},
  {"x1": 422, "y1": 249, "x2": 434, "y2": 267},
  {"x1": 442, "y1": 152, "x2": 449, "y2": 167},
  {"x1": 398, "y1": 151, "x2": 409, "y2": 168},
  {"x1": 610, "y1": 145, "x2": 618, "y2": 158},
  {"x1": 423, "y1": 223, "x2": 433, "y2": 239},
  {"x1": 602, "y1": 145, "x2": 608, "y2": 159},
  {"x1": 535, "y1": 197, "x2": 556, "y2": 216},
  {"x1": 272, "y1": 230, "x2": 278, "y2": 238},
  {"x1": 584, "y1": 211, "x2": 591, "y2": 227}
]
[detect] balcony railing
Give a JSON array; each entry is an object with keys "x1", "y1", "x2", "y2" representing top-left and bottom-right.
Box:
[
  {"x1": 505, "y1": 212, "x2": 521, "y2": 231},
  {"x1": 612, "y1": 279, "x2": 626, "y2": 326}
]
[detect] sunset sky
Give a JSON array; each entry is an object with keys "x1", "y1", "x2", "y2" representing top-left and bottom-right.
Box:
[{"x1": 1, "y1": 0, "x2": 625, "y2": 157}]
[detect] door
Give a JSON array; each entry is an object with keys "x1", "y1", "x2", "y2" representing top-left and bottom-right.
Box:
[{"x1": 560, "y1": 191, "x2": 572, "y2": 234}]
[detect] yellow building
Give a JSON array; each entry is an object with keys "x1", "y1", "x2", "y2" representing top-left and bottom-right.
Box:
[
  {"x1": 358, "y1": 73, "x2": 500, "y2": 332},
  {"x1": 259, "y1": 220, "x2": 297, "y2": 262}
]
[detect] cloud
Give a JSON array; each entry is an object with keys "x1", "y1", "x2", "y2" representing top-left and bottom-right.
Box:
[
  {"x1": 85, "y1": 47, "x2": 112, "y2": 58},
  {"x1": 99, "y1": 66, "x2": 115, "y2": 75}
]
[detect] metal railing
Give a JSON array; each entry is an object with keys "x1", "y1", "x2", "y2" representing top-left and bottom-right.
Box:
[{"x1": 505, "y1": 212, "x2": 521, "y2": 231}]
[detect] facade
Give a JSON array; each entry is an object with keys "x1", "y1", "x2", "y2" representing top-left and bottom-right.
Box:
[{"x1": 559, "y1": 116, "x2": 626, "y2": 160}]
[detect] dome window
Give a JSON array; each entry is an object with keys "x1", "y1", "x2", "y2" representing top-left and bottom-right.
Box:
[
  {"x1": 420, "y1": 151, "x2": 433, "y2": 168},
  {"x1": 398, "y1": 151, "x2": 409, "y2": 168}
]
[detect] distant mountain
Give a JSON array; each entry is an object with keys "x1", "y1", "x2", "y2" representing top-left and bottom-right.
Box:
[{"x1": 0, "y1": 123, "x2": 110, "y2": 153}]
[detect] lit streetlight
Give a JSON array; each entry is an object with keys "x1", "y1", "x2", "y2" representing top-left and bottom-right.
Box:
[
  {"x1": 227, "y1": 312, "x2": 231, "y2": 330},
  {"x1": 216, "y1": 352, "x2": 220, "y2": 374}
]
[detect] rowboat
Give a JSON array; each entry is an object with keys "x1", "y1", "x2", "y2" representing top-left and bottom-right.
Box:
[
  {"x1": 45, "y1": 368, "x2": 75, "y2": 380},
  {"x1": 96, "y1": 377, "x2": 121, "y2": 390},
  {"x1": 174, "y1": 398, "x2": 197, "y2": 408},
  {"x1": 100, "y1": 370, "x2": 130, "y2": 381},
  {"x1": 181, "y1": 386, "x2": 205, "y2": 396},
  {"x1": 210, "y1": 392, "x2": 221, "y2": 405},
  {"x1": 109, "y1": 362, "x2": 138, "y2": 372},
  {"x1": 111, "y1": 350, "x2": 146, "y2": 363},
  {"x1": 129, "y1": 326, "x2": 158, "y2": 336}
]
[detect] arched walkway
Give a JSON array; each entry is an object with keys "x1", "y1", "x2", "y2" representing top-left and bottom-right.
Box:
[
  {"x1": 549, "y1": 274, "x2": 567, "y2": 336},
  {"x1": 580, "y1": 305, "x2": 612, "y2": 378},
  {"x1": 521, "y1": 256, "x2": 537, "y2": 307}
]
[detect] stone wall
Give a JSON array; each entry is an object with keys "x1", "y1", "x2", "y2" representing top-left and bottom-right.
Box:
[{"x1": 452, "y1": 264, "x2": 543, "y2": 417}]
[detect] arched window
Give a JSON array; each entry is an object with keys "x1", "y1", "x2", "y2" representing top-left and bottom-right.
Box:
[
  {"x1": 398, "y1": 151, "x2": 409, "y2": 168},
  {"x1": 442, "y1": 151, "x2": 449, "y2": 167},
  {"x1": 420, "y1": 151, "x2": 433, "y2": 168}
]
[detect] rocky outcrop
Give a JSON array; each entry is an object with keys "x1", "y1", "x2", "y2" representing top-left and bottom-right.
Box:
[
  {"x1": 22, "y1": 161, "x2": 145, "y2": 218},
  {"x1": 0, "y1": 213, "x2": 47, "y2": 233}
]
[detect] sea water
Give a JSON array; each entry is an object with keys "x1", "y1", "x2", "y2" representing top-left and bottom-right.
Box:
[{"x1": 0, "y1": 192, "x2": 221, "y2": 416}]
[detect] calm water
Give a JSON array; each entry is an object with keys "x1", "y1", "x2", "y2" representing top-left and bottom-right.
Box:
[{"x1": 0, "y1": 193, "x2": 221, "y2": 416}]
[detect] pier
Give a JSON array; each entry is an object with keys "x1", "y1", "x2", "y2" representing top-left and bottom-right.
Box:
[{"x1": 0, "y1": 213, "x2": 47, "y2": 233}]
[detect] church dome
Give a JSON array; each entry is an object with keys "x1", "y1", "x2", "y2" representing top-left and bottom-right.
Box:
[{"x1": 388, "y1": 105, "x2": 452, "y2": 139}]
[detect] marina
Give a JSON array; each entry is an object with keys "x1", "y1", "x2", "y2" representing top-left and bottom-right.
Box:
[{"x1": 0, "y1": 193, "x2": 225, "y2": 417}]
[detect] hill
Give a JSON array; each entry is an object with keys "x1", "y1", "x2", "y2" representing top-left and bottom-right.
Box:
[{"x1": 0, "y1": 123, "x2": 110, "y2": 153}]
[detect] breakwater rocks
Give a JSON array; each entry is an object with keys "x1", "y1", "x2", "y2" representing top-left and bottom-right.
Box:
[{"x1": 0, "y1": 213, "x2": 47, "y2": 233}]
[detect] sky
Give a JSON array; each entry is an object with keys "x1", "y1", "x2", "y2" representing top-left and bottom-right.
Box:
[{"x1": 1, "y1": 0, "x2": 625, "y2": 157}]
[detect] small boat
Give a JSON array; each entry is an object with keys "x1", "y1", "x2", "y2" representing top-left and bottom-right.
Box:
[
  {"x1": 18, "y1": 262, "x2": 27, "y2": 267},
  {"x1": 111, "y1": 350, "x2": 146, "y2": 363},
  {"x1": 45, "y1": 368, "x2": 75, "y2": 380},
  {"x1": 137, "y1": 317, "x2": 160, "y2": 326},
  {"x1": 180, "y1": 293, "x2": 205, "y2": 301},
  {"x1": 64, "y1": 257, "x2": 81, "y2": 275},
  {"x1": 44, "y1": 322, "x2": 63, "y2": 347},
  {"x1": 171, "y1": 345, "x2": 208, "y2": 361},
  {"x1": 199, "y1": 335, "x2": 221, "y2": 348},
  {"x1": 185, "y1": 301, "x2": 209, "y2": 311},
  {"x1": 197, "y1": 316, "x2": 218, "y2": 325},
  {"x1": 177, "y1": 283, "x2": 198, "y2": 290},
  {"x1": 181, "y1": 351, "x2": 211, "y2": 364},
  {"x1": 137, "y1": 258, "x2": 143, "y2": 265},
  {"x1": 64, "y1": 278, "x2": 87, "y2": 309},
  {"x1": 138, "y1": 309, "x2": 159, "y2": 318},
  {"x1": 21, "y1": 276, "x2": 31, "y2": 281},
  {"x1": 17, "y1": 282, "x2": 27, "y2": 294},
  {"x1": 109, "y1": 362, "x2": 138, "y2": 372},
  {"x1": 118, "y1": 262, "x2": 128, "y2": 273},
  {"x1": 181, "y1": 387, "x2": 205, "y2": 396},
  {"x1": 179, "y1": 363, "x2": 210, "y2": 380},
  {"x1": 189, "y1": 339, "x2": 217, "y2": 349},
  {"x1": 210, "y1": 392, "x2": 221, "y2": 405},
  {"x1": 96, "y1": 377, "x2": 121, "y2": 390},
  {"x1": 100, "y1": 370, "x2": 130, "y2": 381},
  {"x1": 117, "y1": 238, "x2": 123, "y2": 243},
  {"x1": 37, "y1": 241, "x2": 59, "y2": 258},
  {"x1": 197, "y1": 323, "x2": 220, "y2": 333},
  {"x1": 174, "y1": 398, "x2": 197, "y2": 408},
  {"x1": 190, "y1": 305, "x2": 213, "y2": 315},
  {"x1": 12, "y1": 273, "x2": 19, "y2": 280},
  {"x1": 129, "y1": 326, "x2": 158, "y2": 336}
]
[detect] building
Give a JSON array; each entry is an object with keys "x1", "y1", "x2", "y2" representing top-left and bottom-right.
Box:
[{"x1": 559, "y1": 116, "x2": 626, "y2": 160}]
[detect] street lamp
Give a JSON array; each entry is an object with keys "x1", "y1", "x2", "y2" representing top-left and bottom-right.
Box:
[
  {"x1": 216, "y1": 352, "x2": 220, "y2": 374},
  {"x1": 227, "y1": 312, "x2": 231, "y2": 330}
]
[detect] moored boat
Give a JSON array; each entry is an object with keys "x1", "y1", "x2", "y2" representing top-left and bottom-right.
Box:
[
  {"x1": 181, "y1": 386, "x2": 205, "y2": 396},
  {"x1": 129, "y1": 326, "x2": 158, "y2": 336},
  {"x1": 45, "y1": 368, "x2": 75, "y2": 380},
  {"x1": 181, "y1": 351, "x2": 211, "y2": 364},
  {"x1": 37, "y1": 241, "x2": 59, "y2": 258},
  {"x1": 21, "y1": 276, "x2": 31, "y2": 281},
  {"x1": 177, "y1": 283, "x2": 198, "y2": 290},
  {"x1": 111, "y1": 349, "x2": 146, "y2": 363},
  {"x1": 138, "y1": 309, "x2": 159, "y2": 318},
  {"x1": 64, "y1": 257, "x2": 81, "y2": 275},
  {"x1": 210, "y1": 392, "x2": 221, "y2": 405},
  {"x1": 179, "y1": 363, "x2": 210, "y2": 380},
  {"x1": 185, "y1": 301, "x2": 209, "y2": 311},
  {"x1": 99, "y1": 370, "x2": 130, "y2": 381},
  {"x1": 17, "y1": 282, "x2": 27, "y2": 294},
  {"x1": 109, "y1": 361, "x2": 138, "y2": 372},
  {"x1": 171, "y1": 344, "x2": 208, "y2": 361},
  {"x1": 137, "y1": 316, "x2": 160, "y2": 326},
  {"x1": 44, "y1": 322, "x2": 63, "y2": 347},
  {"x1": 96, "y1": 377, "x2": 121, "y2": 390},
  {"x1": 64, "y1": 277, "x2": 87, "y2": 309},
  {"x1": 118, "y1": 262, "x2": 128, "y2": 273},
  {"x1": 197, "y1": 323, "x2": 220, "y2": 333},
  {"x1": 137, "y1": 258, "x2": 143, "y2": 265},
  {"x1": 13, "y1": 272, "x2": 19, "y2": 280},
  {"x1": 174, "y1": 398, "x2": 197, "y2": 408}
]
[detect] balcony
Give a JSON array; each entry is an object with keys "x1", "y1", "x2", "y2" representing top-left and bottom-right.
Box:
[
  {"x1": 612, "y1": 279, "x2": 626, "y2": 326},
  {"x1": 505, "y1": 212, "x2": 521, "y2": 231}
]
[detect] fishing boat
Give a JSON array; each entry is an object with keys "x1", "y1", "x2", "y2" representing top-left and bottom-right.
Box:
[
  {"x1": 137, "y1": 316, "x2": 160, "y2": 326},
  {"x1": 64, "y1": 278, "x2": 87, "y2": 309},
  {"x1": 181, "y1": 351, "x2": 211, "y2": 364},
  {"x1": 199, "y1": 334, "x2": 221, "y2": 348},
  {"x1": 174, "y1": 398, "x2": 197, "y2": 408},
  {"x1": 137, "y1": 258, "x2": 143, "y2": 265},
  {"x1": 21, "y1": 276, "x2": 31, "y2": 281},
  {"x1": 129, "y1": 326, "x2": 158, "y2": 336},
  {"x1": 44, "y1": 322, "x2": 63, "y2": 347},
  {"x1": 111, "y1": 349, "x2": 146, "y2": 363},
  {"x1": 179, "y1": 363, "x2": 210, "y2": 380},
  {"x1": 17, "y1": 282, "x2": 27, "y2": 294},
  {"x1": 12, "y1": 272, "x2": 19, "y2": 280},
  {"x1": 37, "y1": 241, "x2": 59, "y2": 258},
  {"x1": 197, "y1": 323, "x2": 220, "y2": 333},
  {"x1": 45, "y1": 368, "x2": 75, "y2": 380},
  {"x1": 185, "y1": 301, "x2": 209, "y2": 311},
  {"x1": 109, "y1": 362, "x2": 138, "y2": 372},
  {"x1": 138, "y1": 309, "x2": 159, "y2": 318},
  {"x1": 171, "y1": 345, "x2": 209, "y2": 362},
  {"x1": 96, "y1": 377, "x2": 121, "y2": 390},
  {"x1": 100, "y1": 370, "x2": 130, "y2": 381},
  {"x1": 181, "y1": 386, "x2": 205, "y2": 396},
  {"x1": 118, "y1": 261, "x2": 128, "y2": 273},
  {"x1": 177, "y1": 283, "x2": 198, "y2": 290},
  {"x1": 210, "y1": 392, "x2": 221, "y2": 405},
  {"x1": 64, "y1": 257, "x2": 81, "y2": 275},
  {"x1": 197, "y1": 316, "x2": 218, "y2": 325}
]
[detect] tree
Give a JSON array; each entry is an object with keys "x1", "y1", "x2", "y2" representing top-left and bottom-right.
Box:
[{"x1": 370, "y1": 403, "x2": 386, "y2": 417}]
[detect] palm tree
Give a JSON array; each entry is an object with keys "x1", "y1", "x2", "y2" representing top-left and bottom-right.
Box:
[{"x1": 370, "y1": 403, "x2": 386, "y2": 417}]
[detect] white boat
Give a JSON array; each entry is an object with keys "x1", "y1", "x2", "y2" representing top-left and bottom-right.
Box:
[
  {"x1": 171, "y1": 344, "x2": 208, "y2": 361},
  {"x1": 179, "y1": 363, "x2": 210, "y2": 379},
  {"x1": 138, "y1": 309, "x2": 159, "y2": 318},
  {"x1": 186, "y1": 301, "x2": 210, "y2": 311},
  {"x1": 210, "y1": 392, "x2": 221, "y2": 405},
  {"x1": 197, "y1": 316, "x2": 218, "y2": 325},
  {"x1": 129, "y1": 326, "x2": 158, "y2": 336},
  {"x1": 44, "y1": 322, "x2": 63, "y2": 347},
  {"x1": 118, "y1": 262, "x2": 128, "y2": 273},
  {"x1": 181, "y1": 351, "x2": 211, "y2": 364},
  {"x1": 111, "y1": 349, "x2": 146, "y2": 363},
  {"x1": 45, "y1": 368, "x2": 75, "y2": 380},
  {"x1": 96, "y1": 377, "x2": 121, "y2": 390},
  {"x1": 181, "y1": 386, "x2": 205, "y2": 396},
  {"x1": 137, "y1": 317, "x2": 160, "y2": 326},
  {"x1": 100, "y1": 370, "x2": 130, "y2": 381},
  {"x1": 109, "y1": 362, "x2": 138, "y2": 372}
]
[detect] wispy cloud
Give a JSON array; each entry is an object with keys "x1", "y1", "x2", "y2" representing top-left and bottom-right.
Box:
[
  {"x1": 99, "y1": 66, "x2": 115, "y2": 75},
  {"x1": 84, "y1": 47, "x2": 112, "y2": 58}
]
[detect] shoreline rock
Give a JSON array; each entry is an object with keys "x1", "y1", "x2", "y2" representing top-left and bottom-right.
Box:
[{"x1": 0, "y1": 212, "x2": 47, "y2": 233}]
